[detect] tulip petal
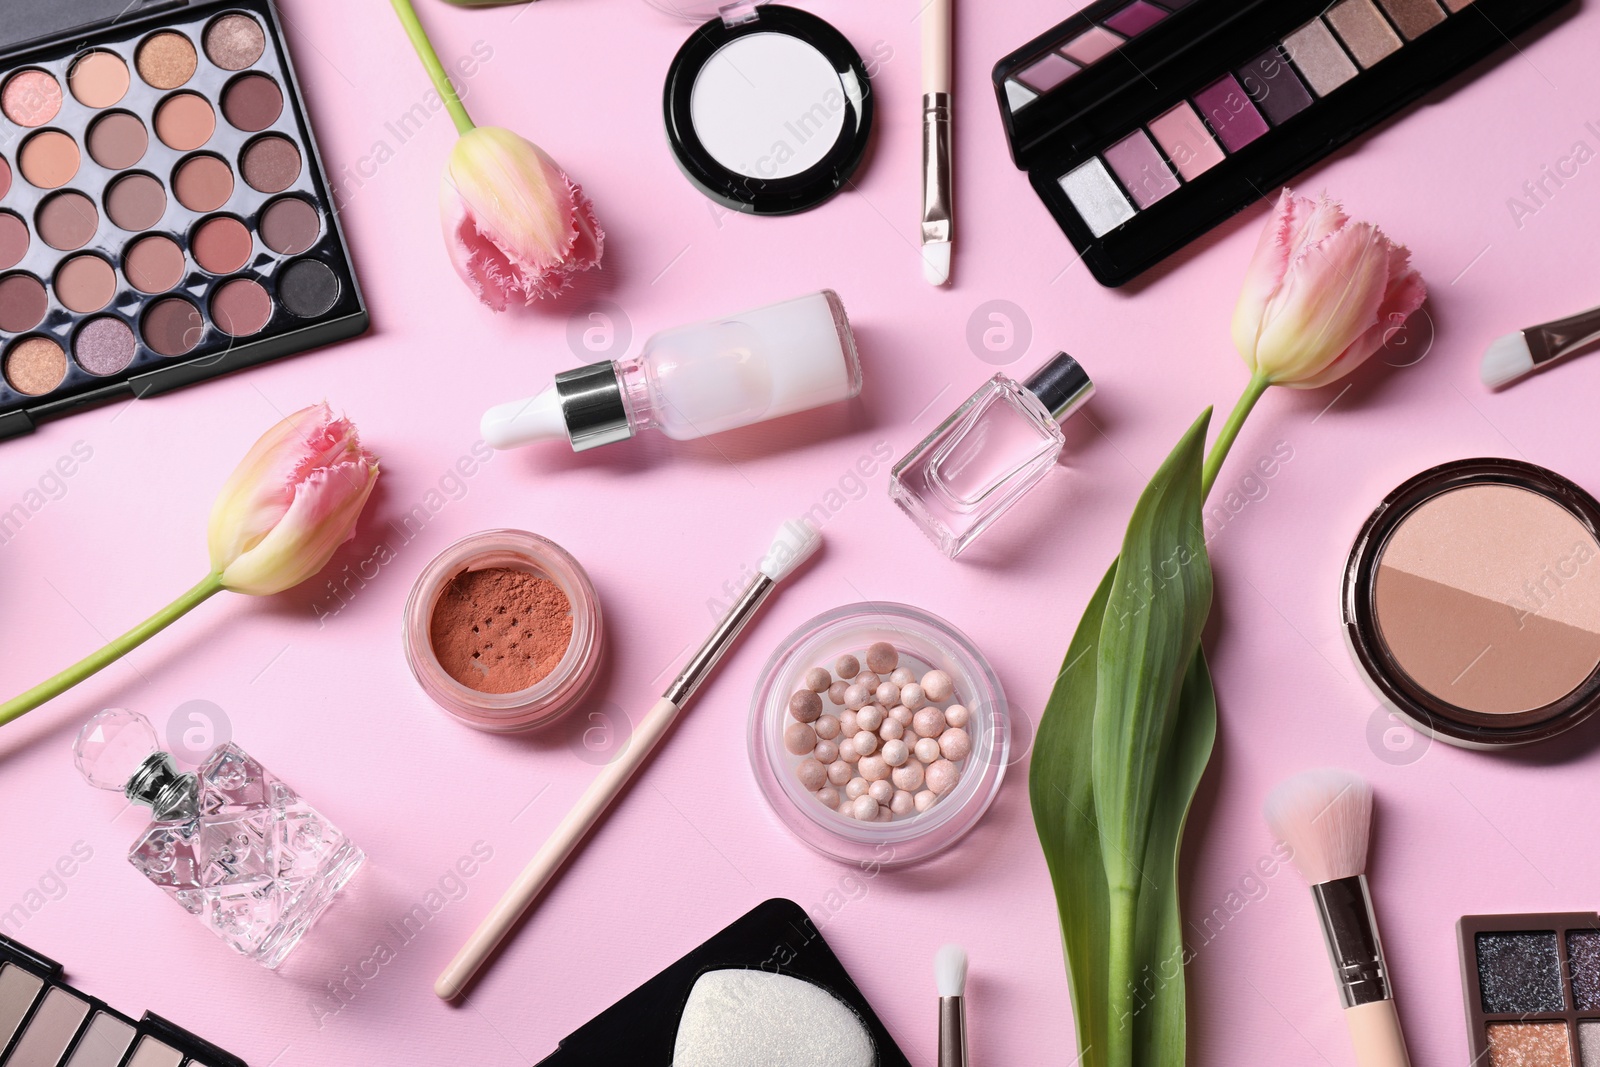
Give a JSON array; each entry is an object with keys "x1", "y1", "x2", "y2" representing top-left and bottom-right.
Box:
[
  {"x1": 1231, "y1": 191, "x2": 1347, "y2": 370},
  {"x1": 1291, "y1": 243, "x2": 1427, "y2": 389},
  {"x1": 218, "y1": 458, "x2": 379, "y2": 595}
]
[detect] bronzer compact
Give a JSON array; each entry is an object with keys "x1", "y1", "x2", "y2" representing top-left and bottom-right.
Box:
[
  {"x1": 992, "y1": 0, "x2": 1573, "y2": 285},
  {"x1": 658, "y1": 1, "x2": 874, "y2": 215},
  {"x1": 1342, "y1": 459, "x2": 1600, "y2": 750},
  {"x1": 0, "y1": 0, "x2": 365, "y2": 438}
]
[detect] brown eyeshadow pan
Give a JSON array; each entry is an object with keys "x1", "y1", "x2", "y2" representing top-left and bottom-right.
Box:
[
  {"x1": 0, "y1": 155, "x2": 9, "y2": 198},
  {"x1": 0, "y1": 213, "x2": 26, "y2": 271},
  {"x1": 205, "y1": 14, "x2": 267, "y2": 71},
  {"x1": 55, "y1": 255, "x2": 117, "y2": 314},
  {"x1": 0, "y1": 274, "x2": 48, "y2": 333},
  {"x1": 154, "y1": 92, "x2": 215, "y2": 151},
  {"x1": 173, "y1": 154, "x2": 233, "y2": 212},
  {"x1": 36, "y1": 192, "x2": 98, "y2": 251},
  {"x1": 124, "y1": 235, "x2": 185, "y2": 294},
  {"x1": 136, "y1": 32, "x2": 197, "y2": 90},
  {"x1": 241, "y1": 135, "x2": 300, "y2": 193},
  {"x1": 192, "y1": 216, "x2": 252, "y2": 274},
  {"x1": 105, "y1": 174, "x2": 166, "y2": 231},
  {"x1": 222, "y1": 74, "x2": 281, "y2": 132},
  {"x1": 87, "y1": 112, "x2": 148, "y2": 170},
  {"x1": 4, "y1": 337, "x2": 67, "y2": 395},
  {"x1": 212, "y1": 277, "x2": 272, "y2": 336},
  {"x1": 260, "y1": 196, "x2": 319, "y2": 254},
  {"x1": 142, "y1": 297, "x2": 204, "y2": 356}
]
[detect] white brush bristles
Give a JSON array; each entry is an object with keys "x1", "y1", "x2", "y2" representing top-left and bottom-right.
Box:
[
  {"x1": 1481, "y1": 332, "x2": 1535, "y2": 388},
  {"x1": 934, "y1": 943, "x2": 967, "y2": 998},
  {"x1": 1264, "y1": 769, "x2": 1373, "y2": 886},
  {"x1": 759, "y1": 519, "x2": 822, "y2": 583}
]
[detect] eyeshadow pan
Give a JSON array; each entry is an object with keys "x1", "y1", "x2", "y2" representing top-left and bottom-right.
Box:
[
  {"x1": 137, "y1": 32, "x2": 197, "y2": 90},
  {"x1": 37, "y1": 191, "x2": 98, "y2": 250},
  {"x1": 0, "y1": 154, "x2": 8, "y2": 198},
  {"x1": 87, "y1": 112, "x2": 148, "y2": 170},
  {"x1": 0, "y1": 274, "x2": 48, "y2": 332},
  {"x1": 1284, "y1": 20, "x2": 1360, "y2": 96},
  {"x1": 1059, "y1": 158, "x2": 1136, "y2": 237},
  {"x1": 1570, "y1": 931, "x2": 1600, "y2": 1010},
  {"x1": 5, "y1": 338, "x2": 67, "y2": 397},
  {"x1": 0, "y1": 964, "x2": 44, "y2": 1047},
  {"x1": 206, "y1": 13, "x2": 267, "y2": 70},
  {"x1": 62, "y1": 1011, "x2": 136, "y2": 1067},
  {"x1": 69, "y1": 52, "x2": 130, "y2": 109},
  {"x1": 174, "y1": 154, "x2": 233, "y2": 212},
  {"x1": 261, "y1": 196, "x2": 320, "y2": 254},
  {"x1": 1328, "y1": 0, "x2": 1404, "y2": 68},
  {"x1": 1238, "y1": 45, "x2": 1314, "y2": 126},
  {"x1": 74, "y1": 317, "x2": 137, "y2": 377},
  {"x1": 124, "y1": 235, "x2": 185, "y2": 293},
  {"x1": 19, "y1": 130, "x2": 80, "y2": 189},
  {"x1": 105, "y1": 173, "x2": 167, "y2": 231},
  {"x1": 1582, "y1": 1022, "x2": 1600, "y2": 1067},
  {"x1": 2, "y1": 70, "x2": 62, "y2": 127},
  {"x1": 1060, "y1": 26, "x2": 1124, "y2": 65},
  {"x1": 1016, "y1": 52, "x2": 1080, "y2": 93},
  {"x1": 55, "y1": 255, "x2": 116, "y2": 314},
  {"x1": 0, "y1": 212, "x2": 27, "y2": 270},
  {"x1": 1104, "y1": 129, "x2": 1178, "y2": 208},
  {"x1": 1193, "y1": 74, "x2": 1269, "y2": 152},
  {"x1": 1379, "y1": 0, "x2": 1448, "y2": 39},
  {"x1": 241, "y1": 135, "x2": 301, "y2": 193},
  {"x1": 1477, "y1": 932, "x2": 1566, "y2": 1013},
  {"x1": 1147, "y1": 101, "x2": 1224, "y2": 180},
  {"x1": 124, "y1": 1036, "x2": 184, "y2": 1067},
  {"x1": 212, "y1": 277, "x2": 272, "y2": 336},
  {"x1": 192, "y1": 216, "x2": 252, "y2": 274},
  {"x1": 1443, "y1": 0, "x2": 1476, "y2": 8},
  {"x1": 1102, "y1": 1, "x2": 1168, "y2": 36},
  {"x1": 154, "y1": 92, "x2": 215, "y2": 151},
  {"x1": 142, "y1": 298, "x2": 204, "y2": 357},
  {"x1": 7, "y1": 986, "x2": 89, "y2": 1067},
  {"x1": 1488, "y1": 1022, "x2": 1573, "y2": 1067},
  {"x1": 222, "y1": 74, "x2": 283, "y2": 132},
  {"x1": 279, "y1": 258, "x2": 340, "y2": 317}
]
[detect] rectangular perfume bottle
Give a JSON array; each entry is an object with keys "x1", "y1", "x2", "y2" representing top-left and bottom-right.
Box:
[{"x1": 890, "y1": 353, "x2": 1092, "y2": 558}]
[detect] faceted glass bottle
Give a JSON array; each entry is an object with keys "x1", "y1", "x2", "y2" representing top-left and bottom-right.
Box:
[
  {"x1": 890, "y1": 353, "x2": 1093, "y2": 558},
  {"x1": 74, "y1": 709, "x2": 364, "y2": 968}
]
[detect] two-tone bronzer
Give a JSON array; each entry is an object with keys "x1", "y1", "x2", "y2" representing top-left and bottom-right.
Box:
[{"x1": 0, "y1": 0, "x2": 364, "y2": 438}]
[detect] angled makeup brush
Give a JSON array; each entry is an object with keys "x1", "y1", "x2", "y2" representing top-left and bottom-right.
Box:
[
  {"x1": 435, "y1": 518, "x2": 823, "y2": 1000},
  {"x1": 934, "y1": 943, "x2": 968, "y2": 1067},
  {"x1": 1264, "y1": 769, "x2": 1411, "y2": 1067},
  {"x1": 1482, "y1": 302, "x2": 1600, "y2": 388}
]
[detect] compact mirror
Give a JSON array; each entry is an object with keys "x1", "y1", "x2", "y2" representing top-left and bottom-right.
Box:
[{"x1": 663, "y1": 3, "x2": 873, "y2": 215}]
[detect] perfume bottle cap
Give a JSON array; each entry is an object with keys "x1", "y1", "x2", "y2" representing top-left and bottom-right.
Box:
[
  {"x1": 1022, "y1": 352, "x2": 1094, "y2": 422},
  {"x1": 74, "y1": 708, "x2": 159, "y2": 791}
]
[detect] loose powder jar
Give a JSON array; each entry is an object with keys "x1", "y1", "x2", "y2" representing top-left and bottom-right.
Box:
[
  {"x1": 405, "y1": 529, "x2": 603, "y2": 732},
  {"x1": 1343, "y1": 459, "x2": 1600, "y2": 749}
]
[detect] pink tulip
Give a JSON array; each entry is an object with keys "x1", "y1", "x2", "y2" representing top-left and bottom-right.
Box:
[
  {"x1": 208, "y1": 403, "x2": 380, "y2": 595},
  {"x1": 1232, "y1": 190, "x2": 1426, "y2": 389},
  {"x1": 441, "y1": 127, "x2": 604, "y2": 311}
]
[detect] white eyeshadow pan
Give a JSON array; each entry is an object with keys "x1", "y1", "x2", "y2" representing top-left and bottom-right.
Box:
[{"x1": 1059, "y1": 158, "x2": 1136, "y2": 236}]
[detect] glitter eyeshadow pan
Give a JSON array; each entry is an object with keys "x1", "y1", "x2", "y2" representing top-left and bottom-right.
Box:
[
  {"x1": 0, "y1": 0, "x2": 366, "y2": 440},
  {"x1": 992, "y1": 0, "x2": 1573, "y2": 285},
  {"x1": 1460, "y1": 915, "x2": 1600, "y2": 1067}
]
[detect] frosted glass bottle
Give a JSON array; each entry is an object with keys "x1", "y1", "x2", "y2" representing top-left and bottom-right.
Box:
[
  {"x1": 481, "y1": 290, "x2": 862, "y2": 451},
  {"x1": 73, "y1": 708, "x2": 363, "y2": 968}
]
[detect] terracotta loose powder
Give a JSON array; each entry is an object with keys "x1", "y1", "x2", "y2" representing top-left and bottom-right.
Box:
[{"x1": 430, "y1": 567, "x2": 573, "y2": 694}]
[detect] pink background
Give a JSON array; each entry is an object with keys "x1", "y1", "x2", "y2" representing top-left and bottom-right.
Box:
[{"x1": 3, "y1": 0, "x2": 1599, "y2": 1063}]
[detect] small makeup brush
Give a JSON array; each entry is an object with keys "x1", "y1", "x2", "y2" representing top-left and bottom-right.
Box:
[
  {"x1": 435, "y1": 518, "x2": 823, "y2": 1000},
  {"x1": 935, "y1": 943, "x2": 968, "y2": 1067},
  {"x1": 1482, "y1": 302, "x2": 1600, "y2": 388},
  {"x1": 1264, "y1": 770, "x2": 1411, "y2": 1067}
]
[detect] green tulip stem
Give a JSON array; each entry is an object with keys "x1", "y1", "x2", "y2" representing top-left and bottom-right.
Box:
[
  {"x1": 389, "y1": 0, "x2": 476, "y2": 135},
  {"x1": 1201, "y1": 371, "x2": 1271, "y2": 502},
  {"x1": 0, "y1": 573, "x2": 225, "y2": 728}
]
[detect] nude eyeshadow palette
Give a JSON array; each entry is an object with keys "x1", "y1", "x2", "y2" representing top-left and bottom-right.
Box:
[
  {"x1": 0, "y1": 0, "x2": 365, "y2": 440},
  {"x1": 1458, "y1": 913, "x2": 1600, "y2": 1067},
  {"x1": 992, "y1": 0, "x2": 1574, "y2": 286},
  {"x1": 0, "y1": 934, "x2": 246, "y2": 1067}
]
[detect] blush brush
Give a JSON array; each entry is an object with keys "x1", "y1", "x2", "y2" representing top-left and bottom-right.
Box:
[{"x1": 1264, "y1": 769, "x2": 1411, "y2": 1067}]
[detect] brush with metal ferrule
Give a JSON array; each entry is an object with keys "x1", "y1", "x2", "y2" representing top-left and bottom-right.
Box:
[
  {"x1": 935, "y1": 943, "x2": 968, "y2": 1067},
  {"x1": 920, "y1": 0, "x2": 953, "y2": 285}
]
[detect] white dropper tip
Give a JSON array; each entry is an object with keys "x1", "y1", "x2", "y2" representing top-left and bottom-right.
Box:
[
  {"x1": 922, "y1": 242, "x2": 951, "y2": 287},
  {"x1": 481, "y1": 385, "x2": 566, "y2": 450},
  {"x1": 1481, "y1": 332, "x2": 1535, "y2": 389},
  {"x1": 759, "y1": 519, "x2": 822, "y2": 583}
]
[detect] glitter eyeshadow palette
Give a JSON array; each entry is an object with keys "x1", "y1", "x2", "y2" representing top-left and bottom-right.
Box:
[
  {"x1": 0, "y1": 933, "x2": 246, "y2": 1067},
  {"x1": 991, "y1": 0, "x2": 1574, "y2": 286},
  {"x1": 535, "y1": 899, "x2": 911, "y2": 1066},
  {"x1": 1458, "y1": 913, "x2": 1600, "y2": 1067},
  {"x1": 0, "y1": 0, "x2": 365, "y2": 439}
]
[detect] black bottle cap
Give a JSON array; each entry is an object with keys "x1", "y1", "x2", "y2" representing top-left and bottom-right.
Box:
[{"x1": 1022, "y1": 352, "x2": 1094, "y2": 422}]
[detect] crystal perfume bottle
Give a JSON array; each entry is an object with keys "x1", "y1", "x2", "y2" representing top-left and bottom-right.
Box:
[
  {"x1": 73, "y1": 708, "x2": 364, "y2": 968},
  {"x1": 890, "y1": 352, "x2": 1093, "y2": 558}
]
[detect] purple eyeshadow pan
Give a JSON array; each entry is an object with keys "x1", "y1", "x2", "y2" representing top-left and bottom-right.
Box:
[
  {"x1": 1103, "y1": 130, "x2": 1178, "y2": 208},
  {"x1": 1238, "y1": 45, "x2": 1314, "y2": 125},
  {"x1": 1016, "y1": 52, "x2": 1081, "y2": 93},
  {"x1": 1103, "y1": 1, "x2": 1169, "y2": 36},
  {"x1": 1193, "y1": 73, "x2": 1269, "y2": 152}
]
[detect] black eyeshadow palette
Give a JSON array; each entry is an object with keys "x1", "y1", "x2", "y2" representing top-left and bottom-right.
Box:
[
  {"x1": 1458, "y1": 913, "x2": 1600, "y2": 1067},
  {"x1": 535, "y1": 899, "x2": 912, "y2": 1066},
  {"x1": 0, "y1": 0, "x2": 366, "y2": 440},
  {"x1": 0, "y1": 933, "x2": 247, "y2": 1067},
  {"x1": 992, "y1": 0, "x2": 1573, "y2": 286}
]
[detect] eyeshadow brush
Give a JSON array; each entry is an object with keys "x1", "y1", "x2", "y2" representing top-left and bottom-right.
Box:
[
  {"x1": 935, "y1": 943, "x2": 968, "y2": 1067},
  {"x1": 1265, "y1": 769, "x2": 1412, "y2": 1067},
  {"x1": 920, "y1": 0, "x2": 953, "y2": 286},
  {"x1": 435, "y1": 517, "x2": 823, "y2": 1000},
  {"x1": 1482, "y1": 302, "x2": 1600, "y2": 388}
]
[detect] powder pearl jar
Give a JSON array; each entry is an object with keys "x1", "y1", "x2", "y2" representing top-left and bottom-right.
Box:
[
  {"x1": 404, "y1": 529, "x2": 603, "y2": 732},
  {"x1": 750, "y1": 603, "x2": 1009, "y2": 866}
]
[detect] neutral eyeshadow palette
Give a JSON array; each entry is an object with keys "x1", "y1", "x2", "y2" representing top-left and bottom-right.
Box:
[
  {"x1": 992, "y1": 0, "x2": 1574, "y2": 286},
  {"x1": 1458, "y1": 913, "x2": 1600, "y2": 1067},
  {"x1": 0, "y1": 934, "x2": 246, "y2": 1067},
  {"x1": 0, "y1": 0, "x2": 366, "y2": 439}
]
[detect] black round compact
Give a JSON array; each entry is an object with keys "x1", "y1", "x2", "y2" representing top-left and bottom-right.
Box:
[{"x1": 663, "y1": 4, "x2": 874, "y2": 216}]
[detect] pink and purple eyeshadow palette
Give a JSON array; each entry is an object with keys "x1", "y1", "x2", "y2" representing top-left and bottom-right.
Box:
[{"x1": 993, "y1": 0, "x2": 1575, "y2": 286}]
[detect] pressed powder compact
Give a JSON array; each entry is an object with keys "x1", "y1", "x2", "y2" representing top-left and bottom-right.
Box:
[
  {"x1": 1343, "y1": 459, "x2": 1600, "y2": 749},
  {"x1": 1458, "y1": 913, "x2": 1600, "y2": 1067}
]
